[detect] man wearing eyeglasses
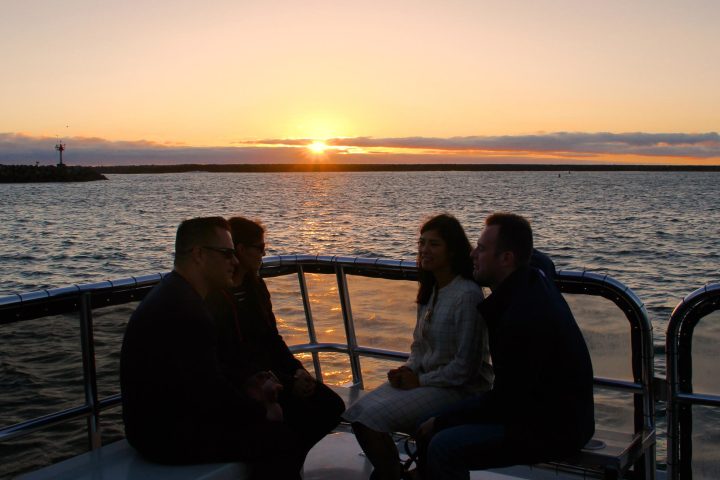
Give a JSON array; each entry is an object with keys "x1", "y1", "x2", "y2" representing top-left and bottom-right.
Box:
[{"x1": 120, "y1": 217, "x2": 304, "y2": 479}]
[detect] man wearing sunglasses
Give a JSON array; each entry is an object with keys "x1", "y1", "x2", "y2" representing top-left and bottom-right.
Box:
[{"x1": 121, "y1": 217, "x2": 304, "y2": 479}]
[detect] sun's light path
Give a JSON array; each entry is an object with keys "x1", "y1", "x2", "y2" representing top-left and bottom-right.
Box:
[{"x1": 308, "y1": 141, "x2": 328, "y2": 154}]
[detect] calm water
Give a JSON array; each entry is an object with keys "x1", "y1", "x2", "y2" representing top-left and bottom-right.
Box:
[
  {"x1": 1, "y1": 171, "x2": 720, "y2": 477},
  {"x1": 2, "y1": 171, "x2": 719, "y2": 329}
]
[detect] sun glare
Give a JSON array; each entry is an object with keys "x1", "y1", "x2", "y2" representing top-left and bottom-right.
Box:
[{"x1": 308, "y1": 141, "x2": 328, "y2": 154}]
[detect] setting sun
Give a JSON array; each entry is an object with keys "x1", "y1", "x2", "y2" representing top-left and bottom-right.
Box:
[{"x1": 308, "y1": 141, "x2": 328, "y2": 154}]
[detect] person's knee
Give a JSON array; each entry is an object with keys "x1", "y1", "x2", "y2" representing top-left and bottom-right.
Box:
[
  {"x1": 332, "y1": 391, "x2": 347, "y2": 415},
  {"x1": 427, "y1": 430, "x2": 457, "y2": 467},
  {"x1": 319, "y1": 383, "x2": 347, "y2": 415}
]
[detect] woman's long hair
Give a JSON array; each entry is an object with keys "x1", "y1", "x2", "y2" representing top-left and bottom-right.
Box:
[{"x1": 416, "y1": 214, "x2": 474, "y2": 305}]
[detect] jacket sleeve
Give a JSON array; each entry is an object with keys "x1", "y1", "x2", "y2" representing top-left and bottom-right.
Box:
[
  {"x1": 261, "y1": 281, "x2": 304, "y2": 375},
  {"x1": 404, "y1": 305, "x2": 425, "y2": 372}
]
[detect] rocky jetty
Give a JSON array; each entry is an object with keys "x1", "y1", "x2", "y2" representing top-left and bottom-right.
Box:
[{"x1": 0, "y1": 164, "x2": 107, "y2": 183}]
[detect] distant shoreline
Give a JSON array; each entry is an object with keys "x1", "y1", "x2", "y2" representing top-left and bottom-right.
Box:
[
  {"x1": 0, "y1": 164, "x2": 107, "y2": 183},
  {"x1": 92, "y1": 163, "x2": 720, "y2": 174}
]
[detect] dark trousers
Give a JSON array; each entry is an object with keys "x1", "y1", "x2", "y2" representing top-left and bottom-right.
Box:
[
  {"x1": 281, "y1": 381, "x2": 346, "y2": 458},
  {"x1": 138, "y1": 383, "x2": 344, "y2": 480}
]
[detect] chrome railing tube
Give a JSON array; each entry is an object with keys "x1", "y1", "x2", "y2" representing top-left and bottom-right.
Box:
[
  {"x1": 79, "y1": 292, "x2": 102, "y2": 450},
  {"x1": 297, "y1": 266, "x2": 323, "y2": 380},
  {"x1": 666, "y1": 283, "x2": 720, "y2": 480},
  {"x1": 335, "y1": 264, "x2": 363, "y2": 388}
]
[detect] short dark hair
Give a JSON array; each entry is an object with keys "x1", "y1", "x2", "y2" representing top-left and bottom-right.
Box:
[
  {"x1": 174, "y1": 216, "x2": 230, "y2": 265},
  {"x1": 228, "y1": 216, "x2": 265, "y2": 246},
  {"x1": 485, "y1": 212, "x2": 533, "y2": 268},
  {"x1": 417, "y1": 213, "x2": 474, "y2": 304}
]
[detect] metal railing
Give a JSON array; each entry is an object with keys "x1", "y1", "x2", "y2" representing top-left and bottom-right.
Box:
[
  {"x1": 1, "y1": 255, "x2": 656, "y2": 479},
  {"x1": 666, "y1": 283, "x2": 720, "y2": 480},
  {"x1": 555, "y1": 270, "x2": 657, "y2": 478}
]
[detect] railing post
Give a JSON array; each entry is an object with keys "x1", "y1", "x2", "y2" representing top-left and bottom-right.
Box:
[
  {"x1": 79, "y1": 292, "x2": 101, "y2": 449},
  {"x1": 641, "y1": 319, "x2": 657, "y2": 479},
  {"x1": 335, "y1": 265, "x2": 363, "y2": 388},
  {"x1": 665, "y1": 284, "x2": 720, "y2": 480},
  {"x1": 297, "y1": 266, "x2": 323, "y2": 380},
  {"x1": 666, "y1": 319, "x2": 680, "y2": 480}
]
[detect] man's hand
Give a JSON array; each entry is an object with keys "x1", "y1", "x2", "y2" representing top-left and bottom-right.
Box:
[
  {"x1": 387, "y1": 365, "x2": 420, "y2": 390},
  {"x1": 246, "y1": 372, "x2": 285, "y2": 422},
  {"x1": 292, "y1": 368, "x2": 317, "y2": 398},
  {"x1": 246, "y1": 371, "x2": 283, "y2": 403},
  {"x1": 264, "y1": 401, "x2": 284, "y2": 422}
]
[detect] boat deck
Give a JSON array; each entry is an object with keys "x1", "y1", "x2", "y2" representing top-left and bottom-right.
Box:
[{"x1": 19, "y1": 426, "x2": 667, "y2": 480}]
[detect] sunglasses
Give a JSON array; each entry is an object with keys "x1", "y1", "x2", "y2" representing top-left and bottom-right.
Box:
[
  {"x1": 239, "y1": 242, "x2": 266, "y2": 256},
  {"x1": 201, "y1": 245, "x2": 237, "y2": 260}
]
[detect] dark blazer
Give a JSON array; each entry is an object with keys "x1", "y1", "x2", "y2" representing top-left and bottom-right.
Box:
[
  {"x1": 205, "y1": 277, "x2": 303, "y2": 391},
  {"x1": 120, "y1": 271, "x2": 265, "y2": 462}
]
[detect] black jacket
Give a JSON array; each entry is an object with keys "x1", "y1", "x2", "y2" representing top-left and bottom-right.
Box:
[
  {"x1": 205, "y1": 277, "x2": 303, "y2": 392},
  {"x1": 120, "y1": 272, "x2": 266, "y2": 462}
]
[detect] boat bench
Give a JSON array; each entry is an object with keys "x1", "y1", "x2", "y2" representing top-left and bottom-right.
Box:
[
  {"x1": 17, "y1": 386, "x2": 364, "y2": 480},
  {"x1": 16, "y1": 438, "x2": 249, "y2": 480},
  {"x1": 546, "y1": 428, "x2": 656, "y2": 480},
  {"x1": 17, "y1": 385, "x2": 654, "y2": 480},
  {"x1": 340, "y1": 385, "x2": 656, "y2": 480}
]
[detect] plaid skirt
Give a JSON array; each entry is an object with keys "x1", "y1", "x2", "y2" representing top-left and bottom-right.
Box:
[{"x1": 342, "y1": 382, "x2": 469, "y2": 434}]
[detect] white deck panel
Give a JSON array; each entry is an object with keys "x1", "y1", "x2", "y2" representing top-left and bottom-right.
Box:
[{"x1": 16, "y1": 439, "x2": 248, "y2": 480}]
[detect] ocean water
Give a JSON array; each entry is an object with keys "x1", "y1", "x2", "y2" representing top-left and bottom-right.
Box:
[{"x1": 1, "y1": 171, "x2": 720, "y2": 478}]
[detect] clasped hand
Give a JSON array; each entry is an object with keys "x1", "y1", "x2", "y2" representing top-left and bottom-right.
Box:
[
  {"x1": 245, "y1": 371, "x2": 284, "y2": 422},
  {"x1": 292, "y1": 368, "x2": 317, "y2": 398},
  {"x1": 387, "y1": 365, "x2": 420, "y2": 390}
]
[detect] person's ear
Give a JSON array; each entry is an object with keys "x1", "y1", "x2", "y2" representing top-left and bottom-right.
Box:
[
  {"x1": 500, "y1": 250, "x2": 515, "y2": 268},
  {"x1": 188, "y1": 245, "x2": 205, "y2": 266}
]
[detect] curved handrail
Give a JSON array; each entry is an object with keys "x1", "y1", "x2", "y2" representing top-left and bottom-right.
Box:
[{"x1": 666, "y1": 283, "x2": 720, "y2": 480}]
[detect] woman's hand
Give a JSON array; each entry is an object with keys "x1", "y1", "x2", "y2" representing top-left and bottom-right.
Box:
[{"x1": 388, "y1": 366, "x2": 420, "y2": 390}]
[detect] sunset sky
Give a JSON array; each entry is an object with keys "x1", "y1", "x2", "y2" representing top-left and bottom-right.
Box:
[{"x1": 2, "y1": 0, "x2": 719, "y2": 165}]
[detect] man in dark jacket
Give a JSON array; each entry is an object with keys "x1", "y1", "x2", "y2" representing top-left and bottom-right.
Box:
[
  {"x1": 120, "y1": 217, "x2": 304, "y2": 479},
  {"x1": 417, "y1": 212, "x2": 594, "y2": 479}
]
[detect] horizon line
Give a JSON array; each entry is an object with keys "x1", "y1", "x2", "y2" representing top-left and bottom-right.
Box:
[{"x1": 89, "y1": 163, "x2": 720, "y2": 173}]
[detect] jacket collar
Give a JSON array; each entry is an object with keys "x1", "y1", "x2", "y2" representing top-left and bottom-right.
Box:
[{"x1": 478, "y1": 267, "x2": 531, "y2": 322}]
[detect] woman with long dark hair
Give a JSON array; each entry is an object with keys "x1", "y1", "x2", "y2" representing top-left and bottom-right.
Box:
[
  {"x1": 205, "y1": 216, "x2": 345, "y2": 477},
  {"x1": 342, "y1": 213, "x2": 494, "y2": 480}
]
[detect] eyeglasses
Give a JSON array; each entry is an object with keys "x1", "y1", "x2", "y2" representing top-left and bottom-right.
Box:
[{"x1": 201, "y1": 245, "x2": 237, "y2": 260}]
